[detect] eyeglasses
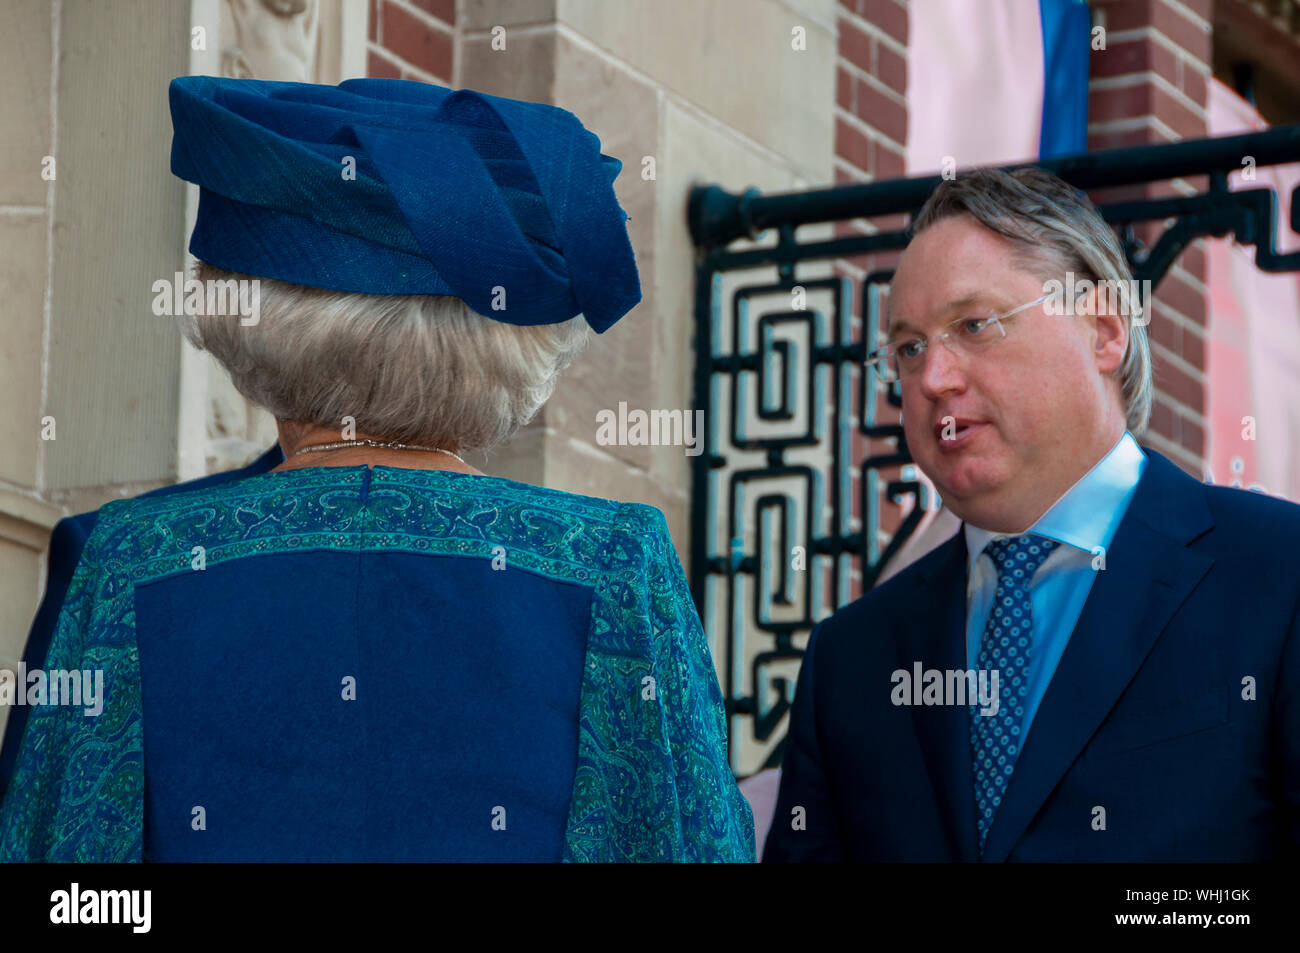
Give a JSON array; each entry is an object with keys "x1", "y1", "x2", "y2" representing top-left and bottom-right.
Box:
[{"x1": 865, "y1": 293, "x2": 1052, "y2": 384}]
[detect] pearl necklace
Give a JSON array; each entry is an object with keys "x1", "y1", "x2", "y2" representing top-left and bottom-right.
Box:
[{"x1": 291, "y1": 438, "x2": 467, "y2": 465}]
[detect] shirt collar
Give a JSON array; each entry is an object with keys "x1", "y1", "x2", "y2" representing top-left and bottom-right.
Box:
[{"x1": 963, "y1": 431, "x2": 1147, "y2": 579}]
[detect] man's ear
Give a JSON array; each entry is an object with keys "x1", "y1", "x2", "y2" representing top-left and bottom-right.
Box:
[{"x1": 1087, "y1": 285, "x2": 1128, "y2": 375}]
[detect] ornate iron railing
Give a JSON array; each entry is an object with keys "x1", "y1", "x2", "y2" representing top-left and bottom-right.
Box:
[{"x1": 688, "y1": 125, "x2": 1300, "y2": 775}]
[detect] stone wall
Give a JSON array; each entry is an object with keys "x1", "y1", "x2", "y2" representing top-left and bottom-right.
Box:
[{"x1": 447, "y1": 0, "x2": 838, "y2": 559}]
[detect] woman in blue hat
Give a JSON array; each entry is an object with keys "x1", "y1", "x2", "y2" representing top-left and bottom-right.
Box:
[{"x1": 0, "y1": 76, "x2": 754, "y2": 862}]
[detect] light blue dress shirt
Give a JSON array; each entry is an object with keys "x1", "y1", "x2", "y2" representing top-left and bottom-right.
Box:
[{"x1": 964, "y1": 431, "x2": 1147, "y2": 741}]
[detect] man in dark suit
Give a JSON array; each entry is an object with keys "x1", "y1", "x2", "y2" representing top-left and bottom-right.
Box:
[
  {"x1": 764, "y1": 167, "x2": 1300, "y2": 862},
  {"x1": 0, "y1": 445, "x2": 284, "y2": 801}
]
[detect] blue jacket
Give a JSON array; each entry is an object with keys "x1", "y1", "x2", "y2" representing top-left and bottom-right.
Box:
[
  {"x1": 0, "y1": 446, "x2": 283, "y2": 802},
  {"x1": 0, "y1": 462, "x2": 754, "y2": 861},
  {"x1": 764, "y1": 449, "x2": 1300, "y2": 862}
]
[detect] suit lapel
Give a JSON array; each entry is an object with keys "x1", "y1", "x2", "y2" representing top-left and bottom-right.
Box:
[
  {"x1": 897, "y1": 531, "x2": 981, "y2": 862},
  {"x1": 980, "y1": 451, "x2": 1215, "y2": 862}
]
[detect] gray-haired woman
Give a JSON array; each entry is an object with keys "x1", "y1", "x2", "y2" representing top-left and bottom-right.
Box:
[{"x1": 0, "y1": 75, "x2": 754, "y2": 863}]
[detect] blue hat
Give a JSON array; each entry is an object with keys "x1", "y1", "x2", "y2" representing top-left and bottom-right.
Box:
[{"x1": 168, "y1": 75, "x2": 641, "y2": 333}]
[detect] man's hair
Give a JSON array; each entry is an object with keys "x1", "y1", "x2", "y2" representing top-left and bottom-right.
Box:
[
  {"x1": 908, "y1": 166, "x2": 1152, "y2": 435},
  {"x1": 180, "y1": 261, "x2": 593, "y2": 453}
]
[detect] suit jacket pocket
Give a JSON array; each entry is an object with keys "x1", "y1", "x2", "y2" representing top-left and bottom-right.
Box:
[{"x1": 1087, "y1": 691, "x2": 1230, "y2": 756}]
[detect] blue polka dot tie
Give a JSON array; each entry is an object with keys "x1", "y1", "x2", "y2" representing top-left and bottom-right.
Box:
[{"x1": 970, "y1": 533, "x2": 1059, "y2": 855}]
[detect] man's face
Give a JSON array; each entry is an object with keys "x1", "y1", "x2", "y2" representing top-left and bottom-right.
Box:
[{"x1": 887, "y1": 213, "x2": 1126, "y2": 531}]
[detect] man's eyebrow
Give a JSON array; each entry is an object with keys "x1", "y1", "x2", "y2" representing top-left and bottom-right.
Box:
[{"x1": 885, "y1": 293, "x2": 998, "y2": 337}]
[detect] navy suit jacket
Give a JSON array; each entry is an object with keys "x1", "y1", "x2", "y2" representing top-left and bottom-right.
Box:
[
  {"x1": 0, "y1": 446, "x2": 284, "y2": 801},
  {"x1": 764, "y1": 449, "x2": 1300, "y2": 862}
]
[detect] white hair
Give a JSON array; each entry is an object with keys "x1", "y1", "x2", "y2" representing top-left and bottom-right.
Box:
[{"x1": 179, "y1": 262, "x2": 593, "y2": 452}]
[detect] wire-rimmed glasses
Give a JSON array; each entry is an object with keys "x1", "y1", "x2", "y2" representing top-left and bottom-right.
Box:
[{"x1": 865, "y1": 292, "x2": 1052, "y2": 384}]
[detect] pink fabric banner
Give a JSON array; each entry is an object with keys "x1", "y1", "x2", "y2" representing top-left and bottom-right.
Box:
[
  {"x1": 906, "y1": 0, "x2": 1045, "y2": 174},
  {"x1": 1204, "y1": 79, "x2": 1300, "y2": 502}
]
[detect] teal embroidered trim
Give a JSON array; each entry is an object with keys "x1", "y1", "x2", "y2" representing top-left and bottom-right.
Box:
[{"x1": 0, "y1": 467, "x2": 755, "y2": 862}]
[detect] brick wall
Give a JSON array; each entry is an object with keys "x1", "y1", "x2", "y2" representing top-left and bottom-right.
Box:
[
  {"x1": 835, "y1": 0, "x2": 909, "y2": 187},
  {"x1": 367, "y1": 0, "x2": 455, "y2": 84},
  {"x1": 1089, "y1": 0, "x2": 1214, "y2": 475},
  {"x1": 834, "y1": 0, "x2": 911, "y2": 596}
]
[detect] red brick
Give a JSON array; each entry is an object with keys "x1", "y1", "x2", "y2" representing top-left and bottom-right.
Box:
[
  {"x1": 1151, "y1": 82, "x2": 1205, "y2": 138},
  {"x1": 1182, "y1": 242, "x2": 1206, "y2": 279},
  {"x1": 835, "y1": 117, "x2": 872, "y2": 171},
  {"x1": 1148, "y1": 396, "x2": 1176, "y2": 442},
  {"x1": 410, "y1": 0, "x2": 455, "y2": 26},
  {"x1": 1089, "y1": 83, "x2": 1152, "y2": 123},
  {"x1": 1091, "y1": 120, "x2": 1178, "y2": 148},
  {"x1": 837, "y1": 67, "x2": 854, "y2": 111},
  {"x1": 855, "y1": 78, "x2": 907, "y2": 145},
  {"x1": 1156, "y1": 271, "x2": 1207, "y2": 326},
  {"x1": 860, "y1": 0, "x2": 908, "y2": 46},
  {"x1": 835, "y1": 164, "x2": 868, "y2": 185},
  {"x1": 1090, "y1": 36, "x2": 1178, "y2": 83},
  {"x1": 1152, "y1": 355, "x2": 1205, "y2": 413},
  {"x1": 1100, "y1": 0, "x2": 1210, "y2": 63},
  {"x1": 836, "y1": 251, "x2": 875, "y2": 273},
  {"x1": 1088, "y1": 82, "x2": 1203, "y2": 139},
  {"x1": 839, "y1": 18, "x2": 873, "y2": 71},
  {"x1": 381, "y1": 1, "x2": 453, "y2": 79},
  {"x1": 868, "y1": 249, "x2": 903, "y2": 274},
  {"x1": 369, "y1": 0, "x2": 378, "y2": 42},
  {"x1": 1133, "y1": 219, "x2": 1164, "y2": 252},
  {"x1": 872, "y1": 139, "x2": 905, "y2": 178},
  {"x1": 1180, "y1": 415, "x2": 1205, "y2": 456},
  {"x1": 1181, "y1": 323, "x2": 1206, "y2": 369},
  {"x1": 1087, "y1": 182, "x2": 1151, "y2": 208},
  {"x1": 1148, "y1": 307, "x2": 1180, "y2": 352},
  {"x1": 367, "y1": 48, "x2": 402, "y2": 79},
  {"x1": 880, "y1": 498, "x2": 903, "y2": 536},
  {"x1": 1182, "y1": 65, "x2": 1207, "y2": 107},
  {"x1": 875, "y1": 40, "x2": 907, "y2": 93},
  {"x1": 1138, "y1": 178, "x2": 1177, "y2": 200},
  {"x1": 871, "y1": 212, "x2": 909, "y2": 233},
  {"x1": 1138, "y1": 176, "x2": 1209, "y2": 202},
  {"x1": 1088, "y1": 126, "x2": 1161, "y2": 151}
]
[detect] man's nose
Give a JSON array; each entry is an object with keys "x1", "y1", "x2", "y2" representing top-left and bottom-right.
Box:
[{"x1": 916, "y1": 340, "x2": 967, "y2": 399}]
